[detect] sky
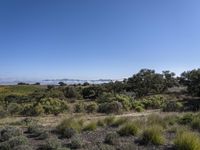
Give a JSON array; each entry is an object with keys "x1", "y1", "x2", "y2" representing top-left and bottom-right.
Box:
[{"x1": 0, "y1": 0, "x2": 200, "y2": 80}]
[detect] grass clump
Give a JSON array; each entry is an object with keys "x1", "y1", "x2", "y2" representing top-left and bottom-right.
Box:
[
  {"x1": 191, "y1": 117, "x2": 200, "y2": 131},
  {"x1": 83, "y1": 122, "x2": 97, "y2": 131},
  {"x1": 57, "y1": 118, "x2": 82, "y2": 135},
  {"x1": 41, "y1": 137, "x2": 62, "y2": 150},
  {"x1": 0, "y1": 126, "x2": 23, "y2": 142},
  {"x1": 141, "y1": 125, "x2": 165, "y2": 145},
  {"x1": 104, "y1": 132, "x2": 119, "y2": 145},
  {"x1": 111, "y1": 117, "x2": 128, "y2": 127},
  {"x1": 118, "y1": 122, "x2": 138, "y2": 136},
  {"x1": 104, "y1": 116, "x2": 116, "y2": 126},
  {"x1": 174, "y1": 131, "x2": 200, "y2": 150},
  {"x1": 147, "y1": 114, "x2": 166, "y2": 128}
]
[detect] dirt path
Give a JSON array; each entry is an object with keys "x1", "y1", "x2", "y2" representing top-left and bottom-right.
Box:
[{"x1": 0, "y1": 109, "x2": 161, "y2": 127}]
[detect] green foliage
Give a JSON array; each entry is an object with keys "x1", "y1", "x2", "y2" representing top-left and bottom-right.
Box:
[
  {"x1": 191, "y1": 117, "x2": 200, "y2": 131},
  {"x1": 180, "y1": 69, "x2": 200, "y2": 96},
  {"x1": 163, "y1": 101, "x2": 183, "y2": 112},
  {"x1": 178, "y1": 113, "x2": 194, "y2": 125},
  {"x1": 74, "y1": 102, "x2": 85, "y2": 113},
  {"x1": 118, "y1": 122, "x2": 138, "y2": 136},
  {"x1": 104, "y1": 116, "x2": 116, "y2": 126},
  {"x1": 33, "y1": 103, "x2": 45, "y2": 116},
  {"x1": 104, "y1": 132, "x2": 119, "y2": 145},
  {"x1": 7, "y1": 136, "x2": 29, "y2": 148},
  {"x1": 141, "y1": 125, "x2": 165, "y2": 145},
  {"x1": 147, "y1": 114, "x2": 167, "y2": 128},
  {"x1": 40, "y1": 98, "x2": 68, "y2": 115},
  {"x1": 64, "y1": 86, "x2": 79, "y2": 99},
  {"x1": 13, "y1": 145, "x2": 33, "y2": 150},
  {"x1": 115, "y1": 94, "x2": 132, "y2": 111},
  {"x1": 7, "y1": 103, "x2": 22, "y2": 115},
  {"x1": 85, "y1": 102, "x2": 98, "y2": 113},
  {"x1": 83, "y1": 122, "x2": 97, "y2": 131},
  {"x1": 57, "y1": 118, "x2": 82, "y2": 135},
  {"x1": 110, "y1": 117, "x2": 128, "y2": 127},
  {"x1": 0, "y1": 127, "x2": 23, "y2": 142},
  {"x1": 127, "y1": 69, "x2": 169, "y2": 97},
  {"x1": 174, "y1": 131, "x2": 200, "y2": 150},
  {"x1": 135, "y1": 106, "x2": 144, "y2": 112},
  {"x1": 98, "y1": 101, "x2": 123, "y2": 114},
  {"x1": 42, "y1": 138, "x2": 62, "y2": 150},
  {"x1": 62, "y1": 128, "x2": 76, "y2": 138}
]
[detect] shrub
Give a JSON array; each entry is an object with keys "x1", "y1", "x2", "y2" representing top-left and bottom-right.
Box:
[
  {"x1": 62, "y1": 128, "x2": 76, "y2": 138},
  {"x1": 0, "y1": 106, "x2": 8, "y2": 118},
  {"x1": 178, "y1": 113, "x2": 194, "y2": 125},
  {"x1": 42, "y1": 138, "x2": 62, "y2": 150},
  {"x1": 7, "y1": 136, "x2": 29, "y2": 148},
  {"x1": 33, "y1": 103, "x2": 44, "y2": 116},
  {"x1": 57, "y1": 118, "x2": 82, "y2": 135},
  {"x1": 135, "y1": 106, "x2": 144, "y2": 112},
  {"x1": 83, "y1": 122, "x2": 97, "y2": 131},
  {"x1": 98, "y1": 101, "x2": 123, "y2": 114},
  {"x1": 163, "y1": 101, "x2": 183, "y2": 112},
  {"x1": 104, "y1": 116, "x2": 116, "y2": 126},
  {"x1": 7, "y1": 103, "x2": 22, "y2": 115},
  {"x1": 118, "y1": 123, "x2": 138, "y2": 136},
  {"x1": 141, "y1": 125, "x2": 164, "y2": 145},
  {"x1": 174, "y1": 131, "x2": 200, "y2": 150},
  {"x1": 111, "y1": 117, "x2": 128, "y2": 127},
  {"x1": 97, "y1": 120, "x2": 105, "y2": 127},
  {"x1": 104, "y1": 133, "x2": 119, "y2": 145},
  {"x1": 0, "y1": 126, "x2": 23, "y2": 142},
  {"x1": 70, "y1": 137, "x2": 83, "y2": 149},
  {"x1": 191, "y1": 117, "x2": 200, "y2": 131},
  {"x1": 115, "y1": 94, "x2": 132, "y2": 111},
  {"x1": 85, "y1": 102, "x2": 98, "y2": 113},
  {"x1": 13, "y1": 145, "x2": 33, "y2": 150},
  {"x1": 74, "y1": 102, "x2": 85, "y2": 113},
  {"x1": 40, "y1": 98, "x2": 68, "y2": 115}
]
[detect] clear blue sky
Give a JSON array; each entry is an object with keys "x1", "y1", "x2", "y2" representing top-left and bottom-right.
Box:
[{"x1": 0, "y1": 0, "x2": 200, "y2": 80}]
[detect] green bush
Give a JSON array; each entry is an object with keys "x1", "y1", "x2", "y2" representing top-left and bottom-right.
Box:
[
  {"x1": 97, "y1": 120, "x2": 105, "y2": 127},
  {"x1": 41, "y1": 138, "x2": 62, "y2": 150},
  {"x1": 62, "y1": 128, "x2": 76, "y2": 138},
  {"x1": 163, "y1": 101, "x2": 183, "y2": 112},
  {"x1": 141, "y1": 125, "x2": 165, "y2": 145},
  {"x1": 13, "y1": 145, "x2": 33, "y2": 150},
  {"x1": 83, "y1": 122, "x2": 97, "y2": 131},
  {"x1": 40, "y1": 98, "x2": 68, "y2": 115},
  {"x1": 57, "y1": 118, "x2": 82, "y2": 135},
  {"x1": 118, "y1": 123, "x2": 138, "y2": 136},
  {"x1": 135, "y1": 106, "x2": 144, "y2": 112},
  {"x1": 85, "y1": 102, "x2": 98, "y2": 113},
  {"x1": 111, "y1": 117, "x2": 128, "y2": 127},
  {"x1": 7, "y1": 103, "x2": 22, "y2": 115},
  {"x1": 104, "y1": 132, "x2": 119, "y2": 145},
  {"x1": 191, "y1": 117, "x2": 200, "y2": 131},
  {"x1": 178, "y1": 113, "x2": 194, "y2": 125},
  {"x1": 0, "y1": 126, "x2": 23, "y2": 142},
  {"x1": 98, "y1": 101, "x2": 123, "y2": 114},
  {"x1": 115, "y1": 94, "x2": 132, "y2": 111},
  {"x1": 104, "y1": 116, "x2": 116, "y2": 126},
  {"x1": 7, "y1": 136, "x2": 29, "y2": 148},
  {"x1": 174, "y1": 131, "x2": 200, "y2": 150},
  {"x1": 33, "y1": 103, "x2": 44, "y2": 116},
  {"x1": 74, "y1": 102, "x2": 85, "y2": 113}
]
